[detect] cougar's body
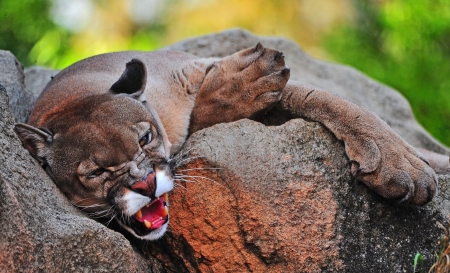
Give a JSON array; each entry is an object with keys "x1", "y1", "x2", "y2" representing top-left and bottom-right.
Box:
[{"x1": 15, "y1": 44, "x2": 447, "y2": 240}]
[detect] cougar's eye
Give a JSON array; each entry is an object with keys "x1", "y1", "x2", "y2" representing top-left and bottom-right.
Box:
[
  {"x1": 139, "y1": 131, "x2": 152, "y2": 147},
  {"x1": 88, "y1": 168, "x2": 106, "y2": 178}
]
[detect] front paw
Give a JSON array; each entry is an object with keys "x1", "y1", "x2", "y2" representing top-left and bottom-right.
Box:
[
  {"x1": 190, "y1": 43, "x2": 290, "y2": 133},
  {"x1": 202, "y1": 43, "x2": 290, "y2": 117},
  {"x1": 232, "y1": 43, "x2": 291, "y2": 115},
  {"x1": 278, "y1": 83, "x2": 438, "y2": 206},
  {"x1": 347, "y1": 125, "x2": 438, "y2": 206}
]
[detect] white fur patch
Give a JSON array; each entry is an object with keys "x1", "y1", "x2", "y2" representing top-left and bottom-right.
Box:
[
  {"x1": 140, "y1": 222, "x2": 169, "y2": 240},
  {"x1": 137, "y1": 92, "x2": 147, "y2": 102},
  {"x1": 122, "y1": 191, "x2": 151, "y2": 216},
  {"x1": 155, "y1": 170, "x2": 174, "y2": 197},
  {"x1": 118, "y1": 220, "x2": 169, "y2": 241}
]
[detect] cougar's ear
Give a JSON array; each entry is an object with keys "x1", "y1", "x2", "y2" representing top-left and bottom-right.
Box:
[
  {"x1": 109, "y1": 59, "x2": 147, "y2": 101},
  {"x1": 14, "y1": 123, "x2": 53, "y2": 164}
]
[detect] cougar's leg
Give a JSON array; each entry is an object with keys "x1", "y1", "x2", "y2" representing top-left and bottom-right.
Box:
[{"x1": 276, "y1": 80, "x2": 437, "y2": 205}]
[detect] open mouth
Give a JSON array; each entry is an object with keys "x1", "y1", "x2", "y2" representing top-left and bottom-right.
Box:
[{"x1": 128, "y1": 193, "x2": 169, "y2": 236}]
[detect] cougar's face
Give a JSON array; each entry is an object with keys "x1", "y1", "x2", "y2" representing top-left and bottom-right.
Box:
[
  {"x1": 13, "y1": 59, "x2": 181, "y2": 240},
  {"x1": 31, "y1": 95, "x2": 173, "y2": 240}
]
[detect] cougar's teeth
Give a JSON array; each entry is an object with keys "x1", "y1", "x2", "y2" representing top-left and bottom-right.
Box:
[
  {"x1": 162, "y1": 193, "x2": 168, "y2": 201},
  {"x1": 162, "y1": 207, "x2": 169, "y2": 217},
  {"x1": 146, "y1": 203, "x2": 150, "y2": 208},
  {"x1": 144, "y1": 219, "x2": 152, "y2": 229},
  {"x1": 135, "y1": 209, "x2": 142, "y2": 219}
]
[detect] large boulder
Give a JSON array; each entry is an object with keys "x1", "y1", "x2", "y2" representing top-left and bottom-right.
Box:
[
  {"x1": 0, "y1": 52, "x2": 163, "y2": 273},
  {"x1": 1, "y1": 29, "x2": 449, "y2": 272},
  {"x1": 146, "y1": 118, "x2": 450, "y2": 273}
]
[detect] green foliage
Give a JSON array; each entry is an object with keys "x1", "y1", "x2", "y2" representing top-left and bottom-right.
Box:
[
  {"x1": 0, "y1": 0, "x2": 168, "y2": 68},
  {"x1": 413, "y1": 252, "x2": 424, "y2": 273},
  {"x1": 324, "y1": 0, "x2": 450, "y2": 146},
  {"x1": 0, "y1": 0, "x2": 69, "y2": 67}
]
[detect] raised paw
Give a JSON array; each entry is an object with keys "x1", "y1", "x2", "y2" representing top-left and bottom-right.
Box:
[
  {"x1": 231, "y1": 42, "x2": 291, "y2": 103},
  {"x1": 189, "y1": 43, "x2": 290, "y2": 133}
]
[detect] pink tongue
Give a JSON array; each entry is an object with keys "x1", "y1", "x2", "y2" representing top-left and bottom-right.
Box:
[{"x1": 135, "y1": 198, "x2": 166, "y2": 229}]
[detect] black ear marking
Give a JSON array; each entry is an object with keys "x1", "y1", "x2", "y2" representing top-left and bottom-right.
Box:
[
  {"x1": 13, "y1": 123, "x2": 53, "y2": 163},
  {"x1": 110, "y1": 59, "x2": 147, "y2": 96}
]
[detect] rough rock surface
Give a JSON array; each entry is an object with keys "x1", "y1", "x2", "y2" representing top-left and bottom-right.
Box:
[
  {"x1": 24, "y1": 66, "x2": 59, "y2": 105},
  {"x1": 0, "y1": 52, "x2": 163, "y2": 272},
  {"x1": 1, "y1": 29, "x2": 449, "y2": 272},
  {"x1": 146, "y1": 119, "x2": 450, "y2": 273},
  {"x1": 0, "y1": 52, "x2": 35, "y2": 123}
]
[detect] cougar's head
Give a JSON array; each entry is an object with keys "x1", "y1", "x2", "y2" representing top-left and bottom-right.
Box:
[{"x1": 15, "y1": 59, "x2": 173, "y2": 240}]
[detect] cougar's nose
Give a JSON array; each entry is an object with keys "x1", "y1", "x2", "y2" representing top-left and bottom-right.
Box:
[
  {"x1": 128, "y1": 161, "x2": 146, "y2": 178},
  {"x1": 130, "y1": 171, "x2": 156, "y2": 197}
]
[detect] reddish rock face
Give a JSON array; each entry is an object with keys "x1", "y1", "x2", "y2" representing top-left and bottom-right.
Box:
[
  {"x1": 148, "y1": 119, "x2": 347, "y2": 272},
  {"x1": 170, "y1": 162, "x2": 341, "y2": 272}
]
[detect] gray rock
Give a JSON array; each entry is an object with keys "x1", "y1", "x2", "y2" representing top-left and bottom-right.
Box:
[
  {"x1": 24, "y1": 66, "x2": 59, "y2": 106},
  {"x1": 0, "y1": 51, "x2": 34, "y2": 123},
  {"x1": 0, "y1": 52, "x2": 163, "y2": 273}
]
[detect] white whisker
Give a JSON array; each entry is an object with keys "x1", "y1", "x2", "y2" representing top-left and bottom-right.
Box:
[
  {"x1": 172, "y1": 156, "x2": 207, "y2": 168},
  {"x1": 177, "y1": 167, "x2": 222, "y2": 172},
  {"x1": 174, "y1": 174, "x2": 218, "y2": 184},
  {"x1": 105, "y1": 213, "x2": 118, "y2": 226},
  {"x1": 172, "y1": 141, "x2": 205, "y2": 159},
  {"x1": 174, "y1": 178, "x2": 200, "y2": 183},
  {"x1": 75, "y1": 204, "x2": 108, "y2": 210},
  {"x1": 175, "y1": 174, "x2": 227, "y2": 190},
  {"x1": 173, "y1": 183, "x2": 187, "y2": 191}
]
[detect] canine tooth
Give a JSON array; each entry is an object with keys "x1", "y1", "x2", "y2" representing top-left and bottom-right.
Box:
[
  {"x1": 162, "y1": 193, "x2": 168, "y2": 201},
  {"x1": 146, "y1": 204, "x2": 150, "y2": 208},
  {"x1": 162, "y1": 207, "x2": 169, "y2": 217},
  {"x1": 136, "y1": 209, "x2": 142, "y2": 219},
  {"x1": 144, "y1": 220, "x2": 152, "y2": 229}
]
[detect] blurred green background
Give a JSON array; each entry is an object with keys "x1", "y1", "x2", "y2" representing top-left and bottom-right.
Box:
[{"x1": 0, "y1": 0, "x2": 448, "y2": 146}]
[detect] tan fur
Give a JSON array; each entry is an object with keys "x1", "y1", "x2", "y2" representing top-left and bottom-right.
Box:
[{"x1": 14, "y1": 44, "x2": 447, "y2": 239}]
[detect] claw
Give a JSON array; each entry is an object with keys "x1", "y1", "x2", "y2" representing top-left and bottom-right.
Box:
[
  {"x1": 427, "y1": 185, "x2": 435, "y2": 203},
  {"x1": 281, "y1": 67, "x2": 290, "y2": 77}
]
